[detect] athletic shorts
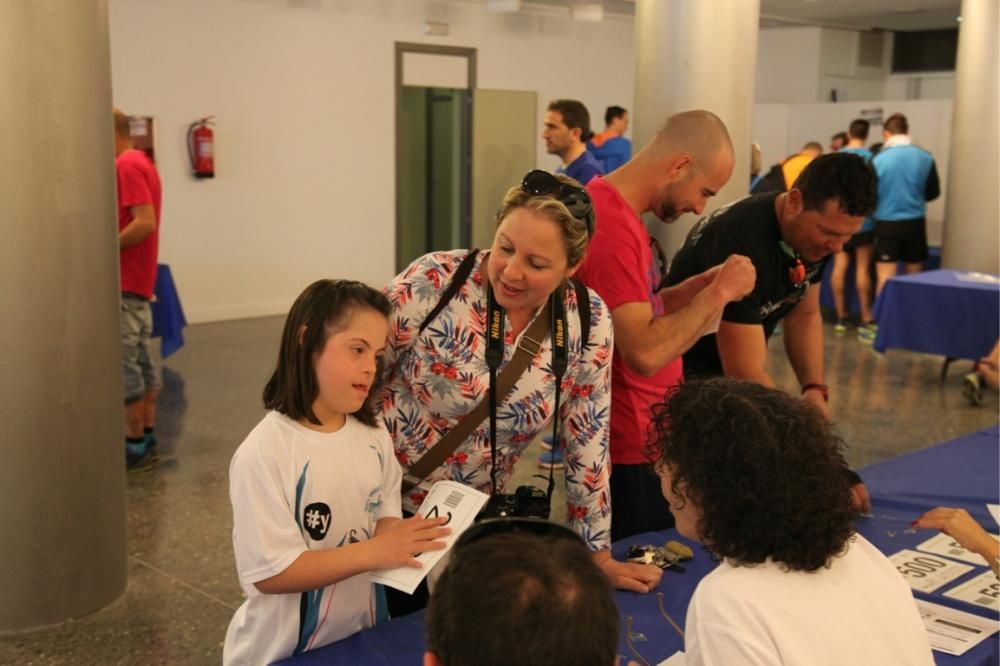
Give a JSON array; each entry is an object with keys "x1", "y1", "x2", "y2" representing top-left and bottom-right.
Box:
[
  {"x1": 121, "y1": 295, "x2": 161, "y2": 402},
  {"x1": 874, "y1": 218, "x2": 928, "y2": 264}
]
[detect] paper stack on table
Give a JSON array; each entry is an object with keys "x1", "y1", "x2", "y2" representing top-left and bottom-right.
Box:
[
  {"x1": 371, "y1": 480, "x2": 488, "y2": 594},
  {"x1": 915, "y1": 599, "x2": 999, "y2": 656}
]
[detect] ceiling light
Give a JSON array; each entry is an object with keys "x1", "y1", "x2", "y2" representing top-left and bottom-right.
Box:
[
  {"x1": 486, "y1": 0, "x2": 521, "y2": 12},
  {"x1": 571, "y1": 2, "x2": 603, "y2": 22}
]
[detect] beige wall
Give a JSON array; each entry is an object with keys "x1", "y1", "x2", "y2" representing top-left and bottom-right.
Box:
[{"x1": 108, "y1": 0, "x2": 634, "y2": 323}]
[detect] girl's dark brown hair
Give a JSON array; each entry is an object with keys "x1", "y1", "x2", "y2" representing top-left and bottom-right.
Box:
[{"x1": 263, "y1": 279, "x2": 390, "y2": 427}]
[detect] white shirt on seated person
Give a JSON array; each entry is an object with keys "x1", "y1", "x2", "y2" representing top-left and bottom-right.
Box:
[{"x1": 685, "y1": 533, "x2": 933, "y2": 666}]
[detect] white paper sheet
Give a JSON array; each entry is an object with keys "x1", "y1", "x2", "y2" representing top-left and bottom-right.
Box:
[
  {"x1": 988, "y1": 504, "x2": 1000, "y2": 527},
  {"x1": 943, "y1": 570, "x2": 1000, "y2": 612},
  {"x1": 656, "y1": 652, "x2": 686, "y2": 666},
  {"x1": 916, "y1": 532, "x2": 999, "y2": 567},
  {"x1": 889, "y1": 549, "x2": 974, "y2": 593},
  {"x1": 956, "y1": 272, "x2": 1000, "y2": 284},
  {"x1": 371, "y1": 481, "x2": 488, "y2": 594},
  {"x1": 915, "y1": 599, "x2": 1000, "y2": 656}
]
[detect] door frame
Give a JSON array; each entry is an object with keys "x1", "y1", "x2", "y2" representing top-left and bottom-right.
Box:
[{"x1": 395, "y1": 42, "x2": 477, "y2": 271}]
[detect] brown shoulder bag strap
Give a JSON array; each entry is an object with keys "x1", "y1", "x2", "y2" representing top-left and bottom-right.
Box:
[{"x1": 401, "y1": 299, "x2": 552, "y2": 494}]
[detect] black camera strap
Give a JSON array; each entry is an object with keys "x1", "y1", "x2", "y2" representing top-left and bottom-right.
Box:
[{"x1": 485, "y1": 283, "x2": 569, "y2": 502}]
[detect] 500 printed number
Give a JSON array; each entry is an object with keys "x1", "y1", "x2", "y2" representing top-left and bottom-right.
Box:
[{"x1": 896, "y1": 555, "x2": 948, "y2": 578}]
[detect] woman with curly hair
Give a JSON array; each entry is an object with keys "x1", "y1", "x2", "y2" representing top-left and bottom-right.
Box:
[{"x1": 647, "y1": 378, "x2": 933, "y2": 665}]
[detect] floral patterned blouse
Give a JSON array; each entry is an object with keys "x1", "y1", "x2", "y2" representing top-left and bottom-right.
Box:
[{"x1": 378, "y1": 250, "x2": 614, "y2": 551}]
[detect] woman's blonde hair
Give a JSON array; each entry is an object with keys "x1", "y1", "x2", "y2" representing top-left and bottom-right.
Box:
[{"x1": 494, "y1": 173, "x2": 593, "y2": 267}]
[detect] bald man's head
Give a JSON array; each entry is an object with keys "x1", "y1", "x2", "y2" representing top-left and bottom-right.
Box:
[
  {"x1": 650, "y1": 110, "x2": 733, "y2": 166},
  {"x1": 640, "y1": 110, "x2": 735, "y2": 222}
]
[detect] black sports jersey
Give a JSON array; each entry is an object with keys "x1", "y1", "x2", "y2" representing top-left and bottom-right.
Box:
[{"x1": 665, "y1": 193, "x2": 827, "y2": 378}]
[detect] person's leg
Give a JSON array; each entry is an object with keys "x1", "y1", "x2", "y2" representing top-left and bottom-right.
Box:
[
  {"x1": 122, "y1": 298, "x2": 154, "y2": 469},
  {"x1": 854, "y1": 243, "x2": 875, "y2": 324},
  {"x1": 875, "y1": 262, "x2": 897, "y2": 298},
  {"x1": 873, "y1": 222, "x2": 901, "y2": 299},
  {"x1": 901, "y1": 218, "x2": 929, "y2": 276},
  {"x1": 136, "y1": 301, "x2": 162, "y2": 454},
  {"x1": 143, "y1": 388, "x2": 160, "y2": 454},
  {"x1": 978, "y1": 340, "x2": 1000, "y2": 389},
  {"x1": 830, "y1": 250, "x2": 850, "y2": 332},
  {"x1": 609, "y1": 463, "x2": 674, "y2": 543},
  {"x1": 124, "y1": 399, "x2": 144, "y2": 438}
]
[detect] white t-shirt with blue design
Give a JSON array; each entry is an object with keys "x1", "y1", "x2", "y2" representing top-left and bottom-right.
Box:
[{"x1": 223, "y1": 411, "x2": 402, "y2": 665}]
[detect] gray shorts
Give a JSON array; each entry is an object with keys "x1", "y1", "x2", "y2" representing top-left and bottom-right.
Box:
[{"x1": 121, "y1": 295, "x2": 161, "y2": 402}]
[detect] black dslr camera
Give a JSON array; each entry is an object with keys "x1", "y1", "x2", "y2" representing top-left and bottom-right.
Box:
[{"x1": 479, "y1": 485, "x2": 550, "y2": 519}]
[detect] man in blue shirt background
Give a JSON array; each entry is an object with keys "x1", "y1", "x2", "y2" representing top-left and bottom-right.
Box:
[
  {"x1": 588, "y1": 105, "x2": 632, "y2": 174},
  {"x1": 872, "y1": 112, "x2": 940, "y2": 298},
  {"x1": 543, "y1": 99, "x2": 604, "y2": 187}
]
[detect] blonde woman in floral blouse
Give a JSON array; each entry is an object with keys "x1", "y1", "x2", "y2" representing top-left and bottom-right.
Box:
[{"x1": 378, "y1": 171, "x2": 663, "y2": 614}]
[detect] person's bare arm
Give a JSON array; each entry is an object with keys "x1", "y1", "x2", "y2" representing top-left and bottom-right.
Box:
[
  {"x1": 658, "y1": 268, "x2": 716, "y2": 313},
  {"x1": 781, "y1": 284, "x2": 829, "y2": 420},
  {"x1": 914, "y1": 508, "x2": 999, "y2": 576},
  {"x1": 254, "y1": 515, "x2": 449, "y2": 594},
  {"x1": 119, "y1": 204, "x2": 157, "y2": 248},
  {"x1": 613, "y1": 255, "x2": 755, "y2": 377},
  {"x1": 716, "y1": 320, "x2": 774, "y2": 386},
  {"x1": 591, "y1": 549, "x2": 663, "y2": 594}
]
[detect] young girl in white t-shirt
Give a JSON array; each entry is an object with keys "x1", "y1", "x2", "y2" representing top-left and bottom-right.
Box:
[{"x1": 223, "y1": 280, "x2": 450, "y2": 665}]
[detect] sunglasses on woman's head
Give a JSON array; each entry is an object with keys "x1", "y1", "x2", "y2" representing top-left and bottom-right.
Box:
[{"x1": 520, "y1": 170, "x2": 595, "y2": 237}]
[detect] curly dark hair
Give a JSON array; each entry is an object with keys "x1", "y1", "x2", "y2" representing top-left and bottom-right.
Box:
[
  {"x1": 793, "y1": 151, "x2": 877, "y2": 218},
  {"x1": 263, "y1": 279, "x2": 390, "y2": 428},
  {"x1": 644, "y1": 378, "x2": 858, "y2": 572}
]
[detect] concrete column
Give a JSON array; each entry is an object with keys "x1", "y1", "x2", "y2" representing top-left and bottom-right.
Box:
[
  {"x1": 0, "y1": 0, "x2": 127, "y2": 629},
  {"x1": 941, "y1": 0, "x2": 999, "y2": 274},
  {"x1": 632, "y1": 0, "x2": 761, "y2": 256}
]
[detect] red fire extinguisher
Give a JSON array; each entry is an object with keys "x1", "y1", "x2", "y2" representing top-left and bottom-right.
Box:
[{"x1": 187, "y1": 116, "x2": 215, "y2": 179}]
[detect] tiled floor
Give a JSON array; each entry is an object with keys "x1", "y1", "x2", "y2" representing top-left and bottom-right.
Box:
[{"x1": 2, "y1": 316, "x2": 996, "y2": 664}]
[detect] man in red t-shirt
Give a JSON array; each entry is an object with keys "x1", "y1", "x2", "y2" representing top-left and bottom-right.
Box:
[
  {"x1": 573, "y1": 110, "x2": 756, "y2": 541},
  {"x1": 114, "y1": 108, "x2": 163, "y2": 470}
]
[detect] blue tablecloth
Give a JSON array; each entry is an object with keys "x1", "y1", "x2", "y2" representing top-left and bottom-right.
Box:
[
  {"x1": 819, "y1": 247, "x2": 941, "y2": 318},
  {"x1": 873, "y1": 269, "x2": 999, "y2": 360},
  {"x1": 858, "y1": 426, "x2": 1000, "y2": 666},
  {"x1": 150, "y1": 263, "x2": 186, "y2": 358},
  {"x1": 279, "y1": 427, "x2": 1000, "y2": 666}
]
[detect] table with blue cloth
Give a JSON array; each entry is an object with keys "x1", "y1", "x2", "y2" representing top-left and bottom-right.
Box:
[
  {"x1": 151, "y1": 263, "x2": 187, "y2": 358},
  {"x1": 278, "y1": 427, "x2": 1000, "y2": 666},
  {"x1": 873, "y1": 269, "x2": 999, "y2": 361}
]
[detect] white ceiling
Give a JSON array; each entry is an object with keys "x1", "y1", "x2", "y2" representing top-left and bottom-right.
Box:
[{"x1": 516, "y1": 0, "x2": 963, "y2": 31}]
